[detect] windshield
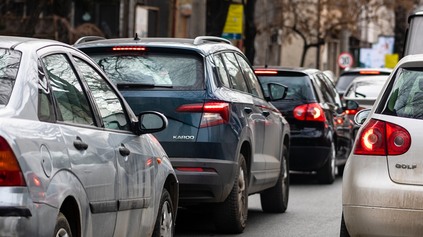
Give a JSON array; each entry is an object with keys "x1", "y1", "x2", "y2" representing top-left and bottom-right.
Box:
[
  {"x1": 0, "y1": 48, "x2": 21, "y2": 105},
  {"x1": 90, "y1": 52, "x2": 204, "y2": 90}
]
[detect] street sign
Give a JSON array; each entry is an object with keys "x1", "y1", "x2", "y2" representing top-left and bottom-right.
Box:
[{"x1": 338, "y1": 52, "x2": 353, "y2": 69}]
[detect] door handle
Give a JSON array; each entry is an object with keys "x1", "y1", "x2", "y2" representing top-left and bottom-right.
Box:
[
  {"x1": 73, "y1": 137, "x2": 88, "y2": 150},
  {"x1": 119, "y1": 145, "x2": 131, "y2": 157}
]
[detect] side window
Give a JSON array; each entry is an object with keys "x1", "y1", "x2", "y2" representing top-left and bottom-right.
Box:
[
  {"x1": 214, "y1": 54, "x2": 231, "y2": 88},
  {"x1": 37, "y1": 60, "x2": 55, "y2": 122},
  {"x1": 221, "y1": 52, "x2": 248, "y2": 93},
  {"x1": 320, "y1": 73, "x2": 342, "y2": 106},
  {"x1": 74, "y1": 57, "x2": 130, "y2": 131},
  {"x1": 315, "y1": 74, "x2": 334, "y2": 104},
  {"x1": 235, "y1": 54, "x2": 264, "y2": 98},
  {"x1": 42, "y1": 54, "x2": 94, "y2": 125}
]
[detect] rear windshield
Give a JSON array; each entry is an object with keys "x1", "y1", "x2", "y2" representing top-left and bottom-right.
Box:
[
  {"x1": 380, "y1": 68, "x2": 423, "y2": 119},
  {"x1": 345, "y1": 81, "x2": 386, "y2": 99},
  {"x1": 258, "y1": 75, "x2": 314, "y2": 101},
  {"x1": 89, "y1": 52, "x2": 204, "y2": 90},
  {"x1": 336, "y1": 74, "x2": 357, "y2": 92},
  {"x1": 0, "y1": 48, "x2": 21, "y2": 105}
]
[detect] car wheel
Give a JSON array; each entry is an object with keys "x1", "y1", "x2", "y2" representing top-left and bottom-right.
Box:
[
  {"x1": 214, "y1": 153, "x2": 248, "y2": 234},
  {"x1": 152, "y1": 188, "x2": 175, "y2": 237},
  {"x1": 260, "y1": 145, "x2": 289, "y2": 213},
  {"x1": 317, "y1": 140, "x2": 336, "y2": 184},
  {"x1": 54, "y1": 212, "x2": 73, "y2": 237},
  {"x1": 340, "y1": 213, "x2": 351, "y2": 237}
]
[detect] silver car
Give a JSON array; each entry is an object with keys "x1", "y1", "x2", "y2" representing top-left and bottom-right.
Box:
[
  {"x1": 0, "y1": 36, "x2": 178, "y2": 237},
  {"x1": 341, "y1": 54, "x2": 423, "y2": 236}
]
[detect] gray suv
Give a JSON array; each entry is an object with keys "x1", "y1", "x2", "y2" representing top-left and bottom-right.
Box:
[{"x1": 76, "y1": 35, "x2": 291, "y2": 233}]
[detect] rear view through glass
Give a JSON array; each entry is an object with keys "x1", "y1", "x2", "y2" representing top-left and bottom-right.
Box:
[
  {"x1": 258, "y1": 74, "x2": 314, "y2": 101},
  {"x1": 90, "y1": 52, "x2": 204, "y2": 90}
]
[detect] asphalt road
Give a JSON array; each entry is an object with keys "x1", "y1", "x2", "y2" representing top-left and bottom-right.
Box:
[{"x1": 175, "y1": 174, "x2": 343, "y2": 237}]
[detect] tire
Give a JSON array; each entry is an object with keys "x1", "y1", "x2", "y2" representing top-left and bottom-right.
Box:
[
  {"x1": 260, "y1": 145, "x2": 289, "y2": 213},
  {"x1": 53, "y1": 212, "x2": 72, "y2": 237},
  {"x1": 152, "y1": 188, "x2": 175, "y2": 237},
  {"x1": 340, "y1": 213, "x2": 351, "y2": 237},
  {"x1": 213, "y1": 153, "x2": 248, "y2": 234},
  {"x1": 317, "y1": 140, "x2": 336, "y2": 184}
]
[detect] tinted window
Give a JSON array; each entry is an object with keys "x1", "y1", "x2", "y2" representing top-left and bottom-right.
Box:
[
  {"x1": 381, "y1": 68, "x2": 423, "y2": 119},
  {"x1": 214, "y1": 54, "x2": 231, "y2": 88},
  {"x1": 235, "y1": 54, "x2": 264, "y2": 98},
  {"x1": 221, "y1": 52, "x2": 248, "y2": 93},
  {"x1": 0, "y1": 48, "x2": 21, "y2": 105},
  {"x1": 91, "y1": 52, "x2": 204, "y2": 89},
  {"x1": 42, "y1": 54, "x2": 94, "y2": 125},
  {"x1": 74, "y1": 57, "x2": 130, "y2": 131},
  {"x1": 258, "y1": 74, "x2": 314, "y2": 101}
]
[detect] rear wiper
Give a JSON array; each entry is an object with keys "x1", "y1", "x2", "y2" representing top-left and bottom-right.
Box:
[{"x1": 117, "y1": 83, "x2": 173, "y2": 89}]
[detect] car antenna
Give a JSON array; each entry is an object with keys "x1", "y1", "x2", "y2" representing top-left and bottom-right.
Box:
[{"x1": 134, "y1": 33, "x2": 140, "y2": 40}]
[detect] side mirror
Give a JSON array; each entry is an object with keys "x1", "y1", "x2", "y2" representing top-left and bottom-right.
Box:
[
  {"x1": 137, "y1": 111, "x2": 168, "y2": 135},
  {"x1": 267, "y1": 83, "x2": 288, "y2": 101},
  {"x1": 354, "y1": 108, "x2": 371, "y2": 125},
  {"x1": 344, "y1": 100, "x2": 359, "y2": 110}
]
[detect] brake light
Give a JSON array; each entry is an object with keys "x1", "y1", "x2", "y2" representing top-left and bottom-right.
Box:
[
  {"x1": 293, "y1": 103, "x2": 326, "y2": 122},
  {"x1": 112, "y1": 46, "x2": 146, "y2": 51},
  {"x1": 254, "y1": 70, "x2": 278, "y2": 75},
  {"x1": 177, "y1": 102, "x2": 230, "y2": 128},
  {"x1": 359, "y1": 70, "x2": 380, "y2": 75},
  {"x1": 354, "y1": 119, "x2": 411, "y2": 156},
  {"x1": 0, "y1": 137, "x2": 25, "y2": 186}
]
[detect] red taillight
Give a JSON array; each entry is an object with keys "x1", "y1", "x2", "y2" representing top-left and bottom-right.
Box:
[
  {"x1": 354, "y1": 119, "x2": 411, "y2": 156},
  {"x1": 345, "y1": 109, "x2": 358, "y2": 116},
  {"x1": 0, "y1": 137, "x2": 25, "y2": 186},
  {"x1": 293, "y1": 103, "x2": 326, "y2": 122},
  {"x1": 177, "y1": 102, "x2": 230, "y2": 128},
  {"x1": 112, "y1": 46, "x2": 146, "y2": 51},
  {"x1": 254, "y1": 69, "x2": 278, "y2": 75}
]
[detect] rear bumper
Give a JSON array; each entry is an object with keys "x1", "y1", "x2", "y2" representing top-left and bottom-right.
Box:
[
  {"x1": 343, "y1": 155, "x2": 423, "y2": 236},
  {"x1": 170, "y1": 158, "x2": 237, "y2": 205},
  {"x1": 0, "y1": 187, "x2": 57, "y2": 236}
]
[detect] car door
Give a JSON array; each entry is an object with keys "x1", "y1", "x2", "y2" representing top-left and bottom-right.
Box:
[
  {"x1": 219, "y1": 52, "x2": 267, "y2": 188},
  {"x1": 71, "y1": 56, "x2": 156, "y2": 236},
  {"x1": 234, "y1": 54, "x2": 283, "y2": 182},
  {"x1": 40, "y1": 52, "x2": 118, "y2": 237}
]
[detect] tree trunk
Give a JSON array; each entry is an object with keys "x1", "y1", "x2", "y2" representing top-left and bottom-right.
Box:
[
  {"x1": 244, "y1": 0, "x2": 256, "y2": 64},
  {"x1": 206, "y1": 0, "x2": 231, "y2": 36}
]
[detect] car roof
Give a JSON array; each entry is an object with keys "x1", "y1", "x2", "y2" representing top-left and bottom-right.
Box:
[
  {"x1": 0, "y1": 35, "x2": 64, "y2": 48},
  {"x1": 74, "y1": 36, "x2": 242, "y2": 56}
]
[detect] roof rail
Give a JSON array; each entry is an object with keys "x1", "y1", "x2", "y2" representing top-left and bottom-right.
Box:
[
  {"x1": 193, "y1": 36, "x2": 231, "y2": 45},
  {"x1": 73, "y1": 36, "x2": 106, "y2": 45}
]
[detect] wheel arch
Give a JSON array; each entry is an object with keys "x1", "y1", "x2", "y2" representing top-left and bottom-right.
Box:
[
  {"x1": 164, "y1": 173, "x2": 179, "y2": 218},
  {"x1": 60, "y1": 196, "x2": 81, "y2": 237}
]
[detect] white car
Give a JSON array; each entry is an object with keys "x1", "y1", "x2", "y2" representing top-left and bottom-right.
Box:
[
  {"x1": 0, "y1": 36, "x2": 178, "y2": 237},
  {"x1": 341, "y1": 54, "x2": 423, "y2": 236}
]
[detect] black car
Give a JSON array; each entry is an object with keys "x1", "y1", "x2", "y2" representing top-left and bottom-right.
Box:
[
  {"x1": 75, "y1": 35, "x2": 291, "y2": 233},
  {"x1": 255, "y1": 66, "x2": 355, "y2": 183}
]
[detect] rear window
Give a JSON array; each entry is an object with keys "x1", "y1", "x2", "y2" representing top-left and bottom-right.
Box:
[
  {"x1": 89, "y1": 52, "x2": 204, "y2": 90},
  {"x1": 345, "y1": 81, "x2": 386, "y2": 99},
  {"x1": 0, "y1": 48, "x2": 21, "y2": 105},
  {"x1": 257, "y1": 74, "x2": 314, "y2": 101},
  {"x1": 336, "y1": 74, "x2": 357, "y2": 92},
  {"x1": 380, "y1": 68, "x2": 423, "y2": 119}
]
